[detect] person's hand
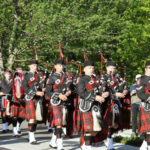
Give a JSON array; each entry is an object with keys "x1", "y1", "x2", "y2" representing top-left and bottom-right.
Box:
[
  {"x1": 123, "y1": 90, "x2": 128, "y2": 96},
  {"x1": 95, "y1": 95, "x2": 105, "y2": 103},
  {"x1": 59, "y1": 94, "x2": 67, "y2": 101},
  {"x1": 36, "y1": 91, "x2": 44, "y2": 97},
  {"x1": 102, "y1": 92, "x2": 109, "y2": 98},
  {"x1": 0, "y1": 92, "x2": 4, "y2": 96},
  {"x1": 116, "y1": 92, "x2": 125, "y2": 98},
  {"x1": 65, "y1": 90, "x2": 71, "y2": 97},
  {"x1": 42, "y1": 88, "x2": 46, "y2": 92},
  {"x1": 130, "y1": 90, "x2": 136, "y2": 96}
]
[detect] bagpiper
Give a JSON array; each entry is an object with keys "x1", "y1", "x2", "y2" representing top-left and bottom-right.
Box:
[
  {"x1": 10, "y1": 66, "x2": 25, "y2": 137},
  {"x1": 136, "y1": 61, "x2": 150, "y2": 150},
  {"x1": 103, "y1": 61, "x2": 128, "y2": 150},
  {"x1": 22, "y1": 60, "x2": 44, "y2": 144},
  {"x1": 45, "y1": 59, "x2": 72, "y2": 150},
  {"x1": 76, "y1": 60, "x2": 108, "y2": 150},
  {"x1": 0, "y1": 70, "x2": 12, "y2": 133}
]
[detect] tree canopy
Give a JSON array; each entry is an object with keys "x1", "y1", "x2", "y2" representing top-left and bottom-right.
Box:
[{"x1": 0, "y1": 0, "x2": 150, "y2": 84}]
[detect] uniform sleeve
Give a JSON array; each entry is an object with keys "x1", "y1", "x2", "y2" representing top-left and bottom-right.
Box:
[
  {"x1": 77, "y1": 77, "x2": 95, "y2": 100},
  {"x1": 1, "y1": 79, "x2": 12, "y2": 94},
  {"x1": 22, "y1": 74, "x2": 30, "y2": 94},
  {"x1": 130, "y1": 84, "x2": 136, "y2": 93},
  {"x1": 45, "y1": 76, "x2": 54, "y2": 98},
  {"x1": 136, "y1": 79, "x2": 150, "y2": 102},
  {"x1": 124, "y1": 81, "x2": 128, "y2": 91}
]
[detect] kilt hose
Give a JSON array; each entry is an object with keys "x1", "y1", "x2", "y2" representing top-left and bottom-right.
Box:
[
  {"x1": 10, "y1": 103, "x2": 25, "y2": 119},
  {"x1": 25, "y1": 99, "x2": 38, "y2": 121},
  {"x1": 139, "y1": 105, "x2": 150, "y2": 133},
  {"x1": 73, "y1": 108, "x2": 81, "y2": 132},
  {"x1": 121, "y1": 96, "x2": 131, "y2": 129},
  {"x1": 103, "y1": 100, "x2": 123, "y2": 131},
  {"x1": 73, "y1": 96, "x2": 80, "y2": 133}
]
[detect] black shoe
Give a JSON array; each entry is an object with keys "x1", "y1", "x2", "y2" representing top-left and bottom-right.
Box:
[
  {"x1": 48, "y1": 128, "x2": 53, "y2": 133},
  {"x1": 15, "y1": 134, "x2": 20, "y2": 138},
  {"x1": 30, "y1": 140, "x2": 38, "y2": 145},
  {"x1": 2, "y1": 130, "x2": 7, "y2": 133},
  {"x1": 13, "y1": 134, "x2": 20, "y2": 138},
  {"x1": 49, "y1": 144, "x2": 57, "y2": 149},
  {"x1": 18, "y1": 131, "x2": 21, "y2": 134}
]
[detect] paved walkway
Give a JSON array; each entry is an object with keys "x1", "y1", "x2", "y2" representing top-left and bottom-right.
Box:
[{"x1": 0, "y1": 121, "x2": 139, "y2": 150}]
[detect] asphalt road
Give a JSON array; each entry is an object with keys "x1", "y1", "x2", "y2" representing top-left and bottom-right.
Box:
[{"x1": 0, "y1": 121, "x2": 139, "y2": 150}]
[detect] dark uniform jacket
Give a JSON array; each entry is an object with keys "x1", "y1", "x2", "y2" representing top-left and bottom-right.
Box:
[
  {"x1": 77, "y1": 75, "x2": 99, "y2": 102},
  {"x1": 45, "y1": 72, "x2": 72, "y2": 99},
  {"x1": 136, "y1": 75, "x2": 150, "y2": 102},
  {"x1": 22, "y1": 72, "x2": 43, "y2": 97},
  {"x1": 103, "y1": 73, "x2": 128, "y2": 100}
]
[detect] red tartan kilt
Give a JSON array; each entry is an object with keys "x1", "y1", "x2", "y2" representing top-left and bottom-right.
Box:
[
  {"x1": 73, "y1": 108, "x2": 81, "y2": 132},
  {"x1": 73, "y1": 96, "x2": 93, "y2": 133},
  {"x1": 10, "y1": 104, "x2": 19, "y2": 118},
  {"x1": 79, "y1": 110, "x2": 93, "y2": 133},
  {"x1": 103, "y1": 103, "x2": 112, "y2": 126},
  {"x1": 93, "y1": 127, "x2": 108, "y2": 144},
  {"x1": 66, "y1": 106, "x2": 74, "y2": 136},
  {"x1": 48, "y1": 104, "x2": 52, "y2": 122},
  {"x1": 48, "y1": 104, "x2": 53, "y2": 126},
  {"x1": 18, "y1": 105, "x2": 25, "y2": 119},
  {"x1": 121, "y1": 96, "x2": 131, "y2": 129},
  {"x1": 103, "y1": 101, "x2": 123, "y2": 130},
  {"x1": 139, "y1": 105, "x2": 150, "y2": 133},
  {"x1": 42, "y1": 102, "x2": 50, "y2": 124},
  {"x1": 10, "y1": 103, "x2": 25, "y2": 118},
  {"x1": 73, "y1": 96, "x2": 80, "y2": 133},
  {"x1": 25, "y1": 99, "x2": 36, "y2": 120},
  {"x1": 49, "y1": 104, "x2": 63, "y2": 127}
]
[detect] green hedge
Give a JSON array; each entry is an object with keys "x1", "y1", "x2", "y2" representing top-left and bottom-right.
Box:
[{"x1": 113, "y1": 135, "x2": 143, "y2": 147}]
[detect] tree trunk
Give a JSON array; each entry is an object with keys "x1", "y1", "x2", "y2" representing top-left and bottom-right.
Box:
[
  {"x1": 0, "y1": 40, "x2": 4, "y2": 76},
  {"x1": 7, "y1": 48, "x2": 19, "y2": 71},
  {"x1": 7, "y1": 12, "x2": 18, "y2": 71}
]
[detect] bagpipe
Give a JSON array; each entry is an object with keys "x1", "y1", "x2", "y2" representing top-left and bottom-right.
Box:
[
  {"x1": 34, "y1": 46, "x2": 54, "y2": 85},
  {"x1": 99, "y1": 52, "x2": 127, "y2": 97},
  {"x1": 58, "y1": 42, "x2": 82, "y2": 79}
]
